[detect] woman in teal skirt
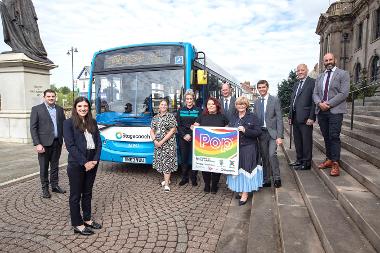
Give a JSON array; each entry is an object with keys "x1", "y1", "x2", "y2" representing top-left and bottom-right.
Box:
[{"x1": 226, "y1": 96, "x2": 263, "y2": 205}]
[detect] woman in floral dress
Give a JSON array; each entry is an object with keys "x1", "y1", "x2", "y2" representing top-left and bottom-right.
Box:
[{"x1": 150, "y1": 99, "x2": 177, "y2": 192}]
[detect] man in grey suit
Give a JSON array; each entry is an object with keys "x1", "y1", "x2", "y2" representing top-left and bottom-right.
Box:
[
  {"x1": 288, "y1": 64, "x2": 316, "y2": 170},
  {"x1": 30, "y1": 89, "x2": 66, "y2": 198},
  {"x1": 254, "y1": 80, "x2": 284, "y2": 188},
  {"x1": 313, "y1": 53, "x2": 350, "y2": 177},
  {"x1": 219, "y1": 82, "x2": 236, "y2": 121}
]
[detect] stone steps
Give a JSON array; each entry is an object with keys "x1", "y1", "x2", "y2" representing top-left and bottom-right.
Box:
[
  {"x1": 314, "y1": 126, "x2": 380, "y2": 168},
  {"x1": 344, "y1": 114, "x2": 380, "y2": 125},
  {"x1": 342, "y1": 118, "x2": 380, "y2": 135},
  {"x1": 282, "y1": 126, "x2": 378, "y2": 252},
  {"x1": 341, "y1": 125, "x2": 380, "y2": 149}
]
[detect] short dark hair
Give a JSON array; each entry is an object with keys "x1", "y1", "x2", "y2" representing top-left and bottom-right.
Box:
[
  {"x1": 43, "y1": 89, "x2": 56, "y2": 96},
  {"x1": 256, "y1": 80, "x2": 269, "y2": 88}
]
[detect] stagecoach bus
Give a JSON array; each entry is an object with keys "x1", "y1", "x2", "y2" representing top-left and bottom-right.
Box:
[{"x1": 88, "y1": 42, "x2": 244, "y2": 164}]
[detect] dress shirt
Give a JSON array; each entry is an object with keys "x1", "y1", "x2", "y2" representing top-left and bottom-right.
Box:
[
  {"x1": 260, "y1": 94, "x2": 269, "y2": 128},
  {"x1": 45, "y1": 102, "x2": 58, "y2": 138},
  {"x1": 322, "y1": 66, "x2": 336, "y2": 102},
  {"x1": 223, "y1": 96, "x2": 231, "y2": 111}
]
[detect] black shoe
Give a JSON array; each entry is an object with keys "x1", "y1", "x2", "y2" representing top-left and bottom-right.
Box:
[
  {"x1": 73, "y1": 226, "x2": 94, "y2": 235},
  {"x1": 274, "y1": 180, "x2": 282, "y2": 188},
  {"x1": 235, "y1": 193, "x2": 241, "y2": 199},
  {"x1": 211, "y1": 186, "x2": 218, "y2": 194},
  {"x1": 239, "y1": 200, "x2": 248, "y2": 206},
  {"x1": 191, "y1": 181, "x2": 198, "y2": 186},
  {"x1": 204, "y1": 185, "x2": 210, "y2": 193},
  {"x1": 294, "y1": 164, "x2": 311, "y2": 170},
  {"x1": 262, "y1": 182, "x2": 271, "y2": 187},
  {"x1": 84, "y1": 221, "x2": 102, "y2": 229},
  {"x1": 42, "y1": 188, "x2": 51, "y2": 198},
  {"x1": 289, "y1": 161, "x2": 302, "y2": 167},
  {"x1": 178, "y1": 180, "x2": 188, "y2": 186},
  {"x1": 52, "y1": 186, "x2": 66, "y2": 194}
]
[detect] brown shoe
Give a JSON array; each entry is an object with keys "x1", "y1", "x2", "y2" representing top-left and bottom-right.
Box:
[
  {"x1": 330, "y1": 162, "x2": 340, "y2": 176},
  {"x1": 318, "y1": 159, "x2": 333, "y2": 169}
]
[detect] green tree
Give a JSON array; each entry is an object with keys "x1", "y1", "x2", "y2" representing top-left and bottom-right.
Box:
[
  {"x1": 59, "y1": 86, "x2": 71, "y2": 95},
  {"x1": 277, "y1": 69, "x2": 297, "y2": 116}
]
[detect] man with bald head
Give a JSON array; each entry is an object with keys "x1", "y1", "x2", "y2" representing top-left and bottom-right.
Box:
[
  {"x1": 219, "y1": 82, "x2": 236, "y2": 121},
  {"x1": 288, "y1": 64, "x2": 316, "y2": 170},
  {"x1": 313, "y1": 53, "x2": 350, "y2": 176}
]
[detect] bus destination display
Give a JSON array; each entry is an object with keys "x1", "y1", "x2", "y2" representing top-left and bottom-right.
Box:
[{"x1": 104, "y1": 49, "x2": 172, "y2": 69}]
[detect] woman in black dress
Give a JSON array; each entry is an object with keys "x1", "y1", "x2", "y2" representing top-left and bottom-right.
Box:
[{"x1": 194, "y1": 97, "x2": 229, "y2": 193}]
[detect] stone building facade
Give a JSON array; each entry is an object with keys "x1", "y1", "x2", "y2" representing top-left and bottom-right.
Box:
[{"x1": 316, "y1": 0, "x2": 380, "y2": 85}]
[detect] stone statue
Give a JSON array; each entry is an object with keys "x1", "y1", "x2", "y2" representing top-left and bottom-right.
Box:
[{"x1": 0, "y1": 0, "x2": 53, "y2": 64}]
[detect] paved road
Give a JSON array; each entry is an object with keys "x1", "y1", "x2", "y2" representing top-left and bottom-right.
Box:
[
  {"x1": 0, "y1": 142, "x2": 67, "y2": 185},
  {"x1": 0, "y1": 162, "x2": 234, "y2": 253}
]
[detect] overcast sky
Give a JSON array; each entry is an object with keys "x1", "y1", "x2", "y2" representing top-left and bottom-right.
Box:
[{"x1": 0, "y1": 0, "x2": 333, "y2": 95}]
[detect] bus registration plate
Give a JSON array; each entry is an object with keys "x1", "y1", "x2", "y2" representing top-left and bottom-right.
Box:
[{"x1": 123, "y1": 157, "x2": 146, "y2": 163}]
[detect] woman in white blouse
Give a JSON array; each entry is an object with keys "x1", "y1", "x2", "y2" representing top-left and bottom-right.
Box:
[{"x1": 63, "y1": 97, "x2": 102, "y2": 236}]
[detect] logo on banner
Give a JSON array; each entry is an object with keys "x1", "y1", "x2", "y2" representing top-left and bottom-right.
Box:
[{"x1": 194, "y1": 128, "x2": 237, "y2": 158}]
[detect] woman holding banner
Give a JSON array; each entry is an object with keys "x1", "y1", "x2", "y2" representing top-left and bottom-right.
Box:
[
  {"x1": 194, "y1": 97, "x2": 229, "y2": 194},
  {"x1": 226, "y1": 96, "x2": 263, "y2": 205},
  {"x1": 150, "y1": 99, "x2": 177, "y2": 192}
]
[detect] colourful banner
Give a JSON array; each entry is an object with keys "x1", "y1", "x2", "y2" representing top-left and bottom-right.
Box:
[{"x1": 192, "y1": 126, "x2": 239, "y2": 175}]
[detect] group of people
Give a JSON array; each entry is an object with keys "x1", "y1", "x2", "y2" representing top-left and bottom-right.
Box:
[
  {"x1": 150, "y1": 80, "x2": 284, "y2": 206},
  {"x1": 31, "y1": 92, "x2": 102, "y2": 236},
  {"x1": 288, "y1": 52, "x2": 349, "y2": 177},
  {"x1": 29, "y1": 52, "x2": 349, "y2": 236}
]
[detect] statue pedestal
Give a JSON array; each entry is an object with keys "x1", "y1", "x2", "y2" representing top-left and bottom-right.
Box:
[{"x1": 0, "y1": 53, "x2": 57, "y2": 143}]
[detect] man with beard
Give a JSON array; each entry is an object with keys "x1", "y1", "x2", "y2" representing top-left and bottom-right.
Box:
[
  {"x1": 313, "y1": 53, "x2": 350, "y2": 176},
  {"x1": 288, "y1": 64, "x2": 316, "y2": 170}
]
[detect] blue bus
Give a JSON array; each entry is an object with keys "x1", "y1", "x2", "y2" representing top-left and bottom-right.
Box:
[{"x1": 88, "y1": 42, "x2": 245, "y2": 164}]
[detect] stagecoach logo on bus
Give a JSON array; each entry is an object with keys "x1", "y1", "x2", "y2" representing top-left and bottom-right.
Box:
[
  {"x1": 192, "y1": 126, "x2": 239, "y2": 175},
  {"x1": 100, "y1": 127, "x2": 152, "y2": 142}
]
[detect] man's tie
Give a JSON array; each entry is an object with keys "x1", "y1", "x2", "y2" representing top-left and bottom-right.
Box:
[
  {"x1": 260, "y1": 97, "x2": 265, "y2": 127},
  {"x1": 224, "y1": 99, "x2": 228, "y2": 112},
  {"x1": 323, "y1": 70, "x2": 332, "y2": 102},
  {"x1": 292, "y1": 80, "x2": 303, "y2": 110}
]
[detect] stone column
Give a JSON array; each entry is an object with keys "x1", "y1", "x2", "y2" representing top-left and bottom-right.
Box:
[{"x1": 0, "y1": 53, "x2": 56, "y2": 143}]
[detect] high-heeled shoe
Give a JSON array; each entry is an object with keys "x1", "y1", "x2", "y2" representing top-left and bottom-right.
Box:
[
  {"x1": 235, "y1": 193, "x2": 241, "y2": 199},
  {"x1": 73, "y1": 226, "x2": 94, "y2": 235},
  {"x1": 239, "y1": 199, "x2": 248, "y2": 206}
]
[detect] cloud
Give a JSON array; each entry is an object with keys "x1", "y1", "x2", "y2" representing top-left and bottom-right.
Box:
[{"x1": 0, "y1": 0, "x2": 329, "y2": 95}]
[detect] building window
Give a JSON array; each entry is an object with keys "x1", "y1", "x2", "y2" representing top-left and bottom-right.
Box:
[
  {"x1": 354, "y1": 63, "x2": 361, "y2": 84},
  {"x1": 357, "y1": 23, "x2": 363, "y2": 49},
  {"x1": 376, "y1": 8, "x2": 380, "y2": 39},
  {"x1": 371, "y1": 56, "x2": 380, "y2": 81}
]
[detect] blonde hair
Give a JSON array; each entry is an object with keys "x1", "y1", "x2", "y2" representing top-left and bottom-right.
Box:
[
  {"x1": 184, "y1": 89, "x2": 195, "y2": 98},
  {"x1": 235, "y1": 96, "x2": 250, "y2": 108}
]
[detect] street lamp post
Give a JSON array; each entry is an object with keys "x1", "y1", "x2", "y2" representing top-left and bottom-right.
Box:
[{"x1": 67, "y1": 47, "x2": 78, "y2": 104}]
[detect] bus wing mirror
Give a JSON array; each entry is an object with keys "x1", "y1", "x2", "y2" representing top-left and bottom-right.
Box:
[{"x1": 197, "y1": 70, "x2": 207, "y2": 85}]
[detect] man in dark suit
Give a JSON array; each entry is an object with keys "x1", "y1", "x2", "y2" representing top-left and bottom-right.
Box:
[
  {"x1": 313, "y1": 53, "x2": 350, "y2": 176},
  {"x1": 288, "y1": 64, "x2": 316, "y2": 170},
  {"x1": 254, "y1": 80, "x2": 284, "y2": 188},
  {"x1": 30, "y1": 89, "x2": 66, "y2": 198},
  {"x1": 219, "y1": 82, "x2": 236, "y2": 121}
]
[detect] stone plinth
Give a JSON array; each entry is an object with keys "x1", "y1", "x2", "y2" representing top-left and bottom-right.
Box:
[{"x1": 0, "y1": 53, "x2": 57, "y2": 143}]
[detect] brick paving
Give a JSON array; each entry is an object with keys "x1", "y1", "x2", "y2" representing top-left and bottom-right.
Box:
[{"x1": 0, "y1": 163, "x2": 233, "y2": 253}]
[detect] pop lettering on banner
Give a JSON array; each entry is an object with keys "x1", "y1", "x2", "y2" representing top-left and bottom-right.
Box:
[{"x1": 192, "y1": 126, "x2": 239, "y2": 175}]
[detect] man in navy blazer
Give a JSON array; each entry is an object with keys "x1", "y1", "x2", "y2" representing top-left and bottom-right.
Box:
[
  {"x1": 219, "y1": 82, "x2": 236, "y2": 121},
  {"x1": 30, "y1": 89, "x2": 66, "y2": 198},
  {"x1": 313, "y1": 53, "x2": 350, "y2": 176},
  {"x1": 288, "y1": 64, "x2": 316, "y2": 170}
]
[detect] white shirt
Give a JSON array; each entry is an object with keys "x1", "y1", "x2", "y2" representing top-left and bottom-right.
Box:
[
  {"x1": 84, "y1": 130, "x2": 95, "y2": 150},
  {"x1": 322, "y1": 66, "x2": 336, "y2": 102},
  {"x1": 260, "y1": 94, "x2": 269, "y2": 128},
  {"x1": 223, "y1": 96, "x2": 232, "y2": 111}
]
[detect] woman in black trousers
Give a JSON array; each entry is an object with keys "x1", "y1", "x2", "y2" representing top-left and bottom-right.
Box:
[
  {"x1": 193, "y1": 97, "x2": 229, "y2": 193},
  {"x1": 63, "y1": 97, "x2": 102, "y2": 236}
]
